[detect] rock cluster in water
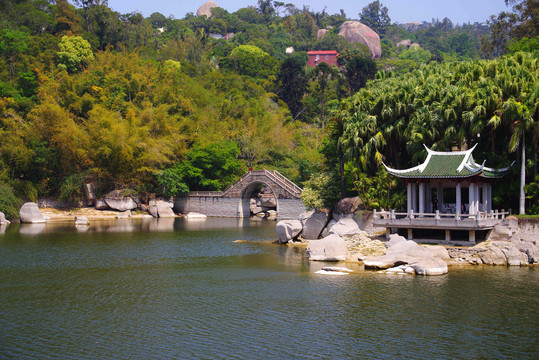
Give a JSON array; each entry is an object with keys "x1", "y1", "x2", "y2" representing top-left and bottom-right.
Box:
[{"x1": 276, "y1": 197, "x2": 539, "y2": 276}]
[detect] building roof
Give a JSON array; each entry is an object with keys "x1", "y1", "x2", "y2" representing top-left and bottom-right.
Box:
[
  {"x1": 308, "y1": 50, "x2": 338, "y2": 55},
  {"x1": 384, "y1": 145, "x2": 512, "y2": 179}
]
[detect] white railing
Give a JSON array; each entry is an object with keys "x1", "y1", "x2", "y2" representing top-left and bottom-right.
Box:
[{"x1": 373, "y1": 209, "x2": 509, "y2": 222}]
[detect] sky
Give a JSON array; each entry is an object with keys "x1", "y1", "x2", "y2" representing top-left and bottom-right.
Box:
[{"x1": 104, "y1": 0, "x2": 510, "y2": 25}]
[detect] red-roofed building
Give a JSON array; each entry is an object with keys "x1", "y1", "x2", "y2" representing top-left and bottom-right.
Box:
[{"x1": 307, "y1": 50, "x2": 338, "y2": 67}]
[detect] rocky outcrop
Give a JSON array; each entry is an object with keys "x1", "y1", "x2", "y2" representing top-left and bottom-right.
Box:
[
  {"x1": 306, "y1": 234, "x2": 347, "y2": 261},
  {"x1": 104, "y1": 190, "x2": 137, "y2": 212},
  {"x1": 364, "y1": 234, "x2": 449, "y2": 275},
  {"x1": 197, "y1": 1, "x2": 219, "y2": 18},
  {"x1": 276, "y1": 220, "x2": 302, "y2": 243},
  {"x1": 338, "y1": 21, "x2": 381, "y2": 58},
  {"x1": 148, "y1": 200, "x2": 158, "y2": 218},
  {"x1": 299, "y1": 210, "x2": 329, "y2": 240},
  {"x1": 19, "y1": 202, "x2": 46, "y2": 223}
]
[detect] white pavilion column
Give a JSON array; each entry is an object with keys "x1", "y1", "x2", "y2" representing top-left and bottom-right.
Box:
[
  {"x1": 418, "y1": 182, "x2": 425, "y2": 214},
  {"x1": 469, "y1": 183, "x2": 476, "y2": 215},
  {"x1": 411, "y1": 183, "x2": 418, "y2": 213},
  {"x1": 487, "y1": 183, "x2": 493, "y2": 212},
  {"x1": 407, "y1": 182, "x2": 412, "y2": 212},
  {"x1": 475, "y1": 184, "x2": 481, "y2": 214},
  {"x1": 456, "y1": 182, "x2": 462, "y2": 215},
  {"x1": 482, "y1": 184, "x2": 488, "y2": 213}
]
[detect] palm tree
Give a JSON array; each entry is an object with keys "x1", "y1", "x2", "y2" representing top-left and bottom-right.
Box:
[{"x1": 503, "y1": 98, "x2": 532, "y2": 214}]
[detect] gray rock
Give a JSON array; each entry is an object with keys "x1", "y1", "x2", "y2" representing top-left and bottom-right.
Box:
[
  {"x1": 75, "y1": 216, "x2": 89, "y2": 225},
  {"x1": 251, "y1": 206, "x2": 264, "y2": 214},
  {"x1": 328, "y1": 217, "x2": 361, "y2": 237},
  {"x1": 267, "y1": 210, "x2": 277, "y2": 219},
  {"x1": 338, "y1": 21, "x2": 382, "y2": 58},
  {"x1": 299, "y1": 210, "x2": 329, "y2": 240},
  {"x1": 95, "y1": 199, "x2": 110, "y2": 210},
  {"x1": 104, "y1": 190, "x2": 137, "y2": 211},
  {"x1": 321, "y1": 219, "x2": 337, "y2": 238},
  {"x1": 276, "y1": 220, "x2": 302, "y2": 243},
  {"x1": 197, "y1": 1, "x2": 218, "y2": 17},
  {"x1": 410, "y1": 258, "x2": 448, "y2": 276},
  {"x1": 19, "y1": 202, "x2": 46, "y2": 223},
  {"x1": 306, "y1": 234, "x2": 347, "y2": 261},
  {"x1": 157, "y1": 200, "x2": 175, "y2": 218}
]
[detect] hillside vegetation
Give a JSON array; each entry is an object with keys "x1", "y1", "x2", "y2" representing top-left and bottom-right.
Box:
[{"x1": 0, "y1": 0, "x2": 537, "y2": 218}]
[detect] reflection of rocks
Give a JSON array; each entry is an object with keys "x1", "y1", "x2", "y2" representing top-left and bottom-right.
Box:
[
  {"x1": 75, "y1": 224, "x2": 90, "y2": 232},
  {"x1": 20, "y1": 202, "x2": 46, "y2": 223},
  {"x1": 19, "y1": 223, "x2": 46, "y2": 235},
  {"x1": 148, "y1": 217, "x2": 175, "y2": 232}
]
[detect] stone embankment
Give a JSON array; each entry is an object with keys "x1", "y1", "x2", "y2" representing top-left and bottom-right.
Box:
[{"x1": 276, "y1": 197, "x2": 539, "y2": 276}]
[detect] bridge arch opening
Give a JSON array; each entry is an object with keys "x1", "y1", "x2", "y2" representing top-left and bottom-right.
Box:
[{"x1": 238, "y1": 181, "x2": 278, "y2": 218}]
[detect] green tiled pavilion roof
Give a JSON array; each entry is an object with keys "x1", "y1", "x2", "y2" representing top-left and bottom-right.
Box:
[{"x1": 384, "y1": 145, "x2": 511, "y2": 179}]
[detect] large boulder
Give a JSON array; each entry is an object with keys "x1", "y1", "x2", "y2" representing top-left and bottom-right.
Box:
[
  {"x1": 0, "y1": 211, "x2": 8, "y2": 226},
  {"x1": 328, "y1": 217, "x2": 361, "y2": 237},
  {"x1": 104, "y1": 190, "x2": 137, "y2": 212},
  {"x1": 148, "y1": 200, "x2": 158, "y2": 218},
  {"x1": 83, "y1": 183, "x2": 96, "y2": 207},
  {"x1": 95, "y1": 199, "x2": 110, "y2": 210},
  {"x1": 259, "y1": 196, "x2": 276, "y2": 208},
  {"x1": 317, "y1": 29, "x2": 328, "y2": 40},
  {"x1": 475, "y1": 242, "x2": 508, "y2": 265},
  {"x1": 410, "y1": 258, "x2": 448, "y2": 276},
  {"x1": 197, "y1": 1, "x2": 219, "y2": 18},
  {"x1": 306, "y1": 234, "x2": 347, "y2": 261},
  {"x1": 338, "y1": 21, "x2": 381, "y2": 58},
  {"x1": 515, "y1": 242, "x2": 539, "y2": 264},
  {"x1": 299, "y1": 210, "x2": 329, "y2": 240},
  {"x1": 276, "y1": 220, "x2": 302, "y2": 243},
  {"x1": 19, "y1": 202, "x2": 46, "y2": 223},
  {"x1": 157, "y1": 200, "x2": 175, "y2": 218}
]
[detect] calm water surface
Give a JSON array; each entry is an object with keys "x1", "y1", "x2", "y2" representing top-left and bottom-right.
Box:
[{"x1": 1, "y1": 218, "x2": 537, "y2": 359}]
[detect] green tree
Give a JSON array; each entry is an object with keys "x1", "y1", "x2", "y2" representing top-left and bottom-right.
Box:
[
  {"x1": 359, "y1": 1, "x2": 390, "y2": 35},
  {"x1": 228, "y1": 44, "x2": 277, "y2": 78},
  {"x1": 57, "y1": 35, "x2": 94, "y2": 72},
  {"x1": 276, "y1": 53, "x2": 307, "y2": 118}
]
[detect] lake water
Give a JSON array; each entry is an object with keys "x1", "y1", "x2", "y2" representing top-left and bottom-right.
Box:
[{"x1": 1, "y1": 218, "x2": 537, "y2": 359}]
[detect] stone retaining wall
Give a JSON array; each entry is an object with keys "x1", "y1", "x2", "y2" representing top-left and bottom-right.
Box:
[{"x1": 174, "y1": 196, "x2": 305, "y2": 220}]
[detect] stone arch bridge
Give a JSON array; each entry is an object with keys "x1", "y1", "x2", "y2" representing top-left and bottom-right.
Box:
[{"x1": 174, "y1": 170, "x2": 306, "y2": 219}]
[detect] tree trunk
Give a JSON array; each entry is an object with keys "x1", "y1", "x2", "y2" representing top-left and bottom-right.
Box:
[
  {"x1": 339, "y1": 147, "x2": 345, "y2": 199},
  {"x1": 519, "y1": 135, "x2": 526, "y2": 214}
]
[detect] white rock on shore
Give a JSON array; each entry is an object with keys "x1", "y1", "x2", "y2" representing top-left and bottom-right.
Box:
[{"x1": 19, "y1": 202, "x2": 46, "y2": 223}]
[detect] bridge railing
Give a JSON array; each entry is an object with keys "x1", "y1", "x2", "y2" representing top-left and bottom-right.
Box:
[{"x1": 268, "y1": 170, "x2": 302, "y2": 196}]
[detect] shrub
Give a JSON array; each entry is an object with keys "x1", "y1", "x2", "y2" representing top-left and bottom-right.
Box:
[{"x1": 0, "y1": 183, "x2": 24, "y2": 220}]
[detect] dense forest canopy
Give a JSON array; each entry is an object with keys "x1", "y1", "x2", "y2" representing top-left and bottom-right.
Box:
[{"x1": 0, "y1": 0, "x2": 537, "y2": 218}]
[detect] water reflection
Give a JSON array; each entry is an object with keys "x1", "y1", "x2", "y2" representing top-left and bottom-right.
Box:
[{"x1": 19, "y1": 223, "x2": 46, "y2": 235}]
